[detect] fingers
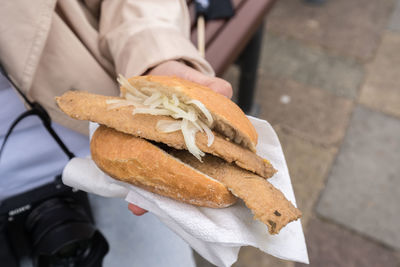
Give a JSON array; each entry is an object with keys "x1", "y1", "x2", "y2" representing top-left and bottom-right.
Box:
[
  {"x1": 147, "y1": 60, "x2": 233, "y2": 98},
  {"x1": 205, "y1": 77, "x2": 233, "y2": 99},
  {"x1": 128, "y1": 203, "x2": 148, "y2": 216}
]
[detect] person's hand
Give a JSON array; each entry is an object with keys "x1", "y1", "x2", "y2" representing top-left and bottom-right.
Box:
[
  {"x1": 128, "y1": 203, "x2": 147, "y2": 216},
  {"x1": 127, "y1": 60, "x2": 232, "y2": 216},
  {"x1": 147, "y1": 60, "x2": 233, "y2": 98}
]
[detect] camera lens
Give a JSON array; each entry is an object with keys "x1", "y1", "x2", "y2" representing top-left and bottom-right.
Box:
[
  {"x1": 55, "y1": 239, "x2": 90, "y2": 259},
  {"x1": 25, "y1": 197, "x2": 108, "y2": 267}
]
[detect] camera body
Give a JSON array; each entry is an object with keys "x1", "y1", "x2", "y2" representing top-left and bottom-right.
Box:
[{"x1": 0, "y1": 175, "x2": 109, "y2": 267}]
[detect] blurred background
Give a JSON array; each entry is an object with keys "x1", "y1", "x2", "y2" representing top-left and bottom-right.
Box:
[{"x1": 195, "y1": 0, "x2": 400, "y2": 266}]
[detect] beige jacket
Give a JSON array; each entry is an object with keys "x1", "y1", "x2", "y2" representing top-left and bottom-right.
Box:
[{"x1": 0, "y1": 0, "x2": 213, "y2": 135}]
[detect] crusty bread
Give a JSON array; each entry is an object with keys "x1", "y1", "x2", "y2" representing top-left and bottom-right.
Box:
[
  {"x1": 56, "y1": 91, "x2": 276, "y2": 179},
  {"x1": 91, "y1": 126, "x2": 300, "y2": 234},
  {"x1": 91, "y1": 125, "x2": 237, "y2": 208},
  {"x1": 126, "y1": 76, "x2": 258, "y2": 152}
]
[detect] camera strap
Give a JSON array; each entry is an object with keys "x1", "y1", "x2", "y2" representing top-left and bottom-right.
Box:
[{"x1": 0, "y1": 63, "x2": 75, "y2": 161}]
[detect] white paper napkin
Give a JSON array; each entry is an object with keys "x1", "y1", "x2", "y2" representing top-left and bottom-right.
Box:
[{"x1": 62, "y1": 117, "x2": 309, "y2": 267}]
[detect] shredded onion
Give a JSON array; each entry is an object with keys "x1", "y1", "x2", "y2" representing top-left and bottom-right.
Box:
[
  {"x1": 125, "y1": 93, "x2": 144, "y2": 103},
  {"x1": 117, "y1": 74, "x2": 148, "y2": 99},
  {"x1": 186, "y1": 100, "x2": 213, "y2": 126},
  {"x1": 141, "y1": 86, "x2": 158, "y2": 95},
  {"x1": 163, "y1": 97, "x2": 196, "y2": 121},
  {"x1": 187, "y1": 107, "x2": 198, "y2": 121},
  {"x1": 106, "y1": 99, "x2": 138, "y2": 110},
  {"x1": 156, "y1": 120, "x2": 182, "y2": 133},
  {"x1": 114, "y1": 74, "x2": 215, "y2": 161},
  {"x1": 149, "y1": 98, "x2": 163, "y2": 109},
  {"x1": 144, "y1": 92, "x2": 162, "y2": 105},
  {"x1": 181, "y1": 119, "x2": 204, "y2": 161},
  {"x1": 147, "y1": 98, "x2": 161, "y2": 108},
  {"x1": 172, "y1": 94, "x2": 179, "y2": 106},
  {"x1": 199, "y1": 121, "x2": 214, "y2": 147},
  {"x1": 191, "y1": 121, "x2": 203, "y2": 132}
]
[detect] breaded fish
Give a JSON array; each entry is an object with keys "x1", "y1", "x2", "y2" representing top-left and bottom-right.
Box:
[
  {"x1": 56, "y1": 91, "x2": 276, "y2": 179},
  {"x1": 171, "y1": 150, "x2": 302, "y2": 234}
]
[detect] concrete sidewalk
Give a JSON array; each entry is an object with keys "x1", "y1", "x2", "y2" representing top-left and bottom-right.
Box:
[{"x1": 197, "y1": 0, "x2": 400, "y2": 266}]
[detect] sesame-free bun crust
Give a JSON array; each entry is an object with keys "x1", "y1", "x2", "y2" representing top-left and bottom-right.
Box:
[
  {"x1": 91, "y1": 125, "x2": 237, "y2": 208},
  {"x1": 126, "y1": 76, "x2": 258, "y2": 151}
]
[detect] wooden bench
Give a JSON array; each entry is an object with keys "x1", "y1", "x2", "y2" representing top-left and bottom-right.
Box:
[{"x1": 188, "y1": 0, "x2": 278, "y2": 114}]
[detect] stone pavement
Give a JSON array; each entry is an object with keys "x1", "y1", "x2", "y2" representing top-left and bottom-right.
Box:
[
  {"x1": 196, "y1": 0, "x2": 400, "y2": 266},
  {"x1": 317, "y1": 105, "x2": 400, "y2": 249}
]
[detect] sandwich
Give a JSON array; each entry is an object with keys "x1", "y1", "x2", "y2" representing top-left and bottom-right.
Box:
[{"x1": 56, "y1": 75, "x2": 301, "y2": 234}]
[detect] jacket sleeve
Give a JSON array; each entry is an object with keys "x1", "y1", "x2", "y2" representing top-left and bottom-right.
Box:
[{"x1": 98, "y1": 0, "x2": 214, "y2": 77}]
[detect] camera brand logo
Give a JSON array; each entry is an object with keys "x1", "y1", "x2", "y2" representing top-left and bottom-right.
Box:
[{"x1": 9, "y1": 204, "x2": 31, "y2": 217}]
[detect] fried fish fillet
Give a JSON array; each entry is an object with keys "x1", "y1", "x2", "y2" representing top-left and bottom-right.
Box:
[
  {"x1": 171, "y1": 150, "x2": 302, "y2": 234},
  {"x1": 56, "y1": 91, "x2": 276, "y2": 179}
]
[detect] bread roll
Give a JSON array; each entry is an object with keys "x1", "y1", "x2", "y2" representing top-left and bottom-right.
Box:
[{"x1": 91, "y1": 125, "x2": 237, "y2": 208}]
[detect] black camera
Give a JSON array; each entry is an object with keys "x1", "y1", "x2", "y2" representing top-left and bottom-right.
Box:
[
  {"x1": 0, "y1": 175, "x2": 109, "y2": 267},
  {"x1": 0, "y1": 62, "x2": 109, "y2": 267}
]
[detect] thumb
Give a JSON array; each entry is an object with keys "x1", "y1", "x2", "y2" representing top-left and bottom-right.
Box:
[{"x1": 204, "y1": 77, "x2": 233, "y2": 99}]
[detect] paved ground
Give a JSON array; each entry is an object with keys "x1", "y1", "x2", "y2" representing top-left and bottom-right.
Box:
[{"x1": 197, "y1": 0, "x2": 400, "y2": 266}]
